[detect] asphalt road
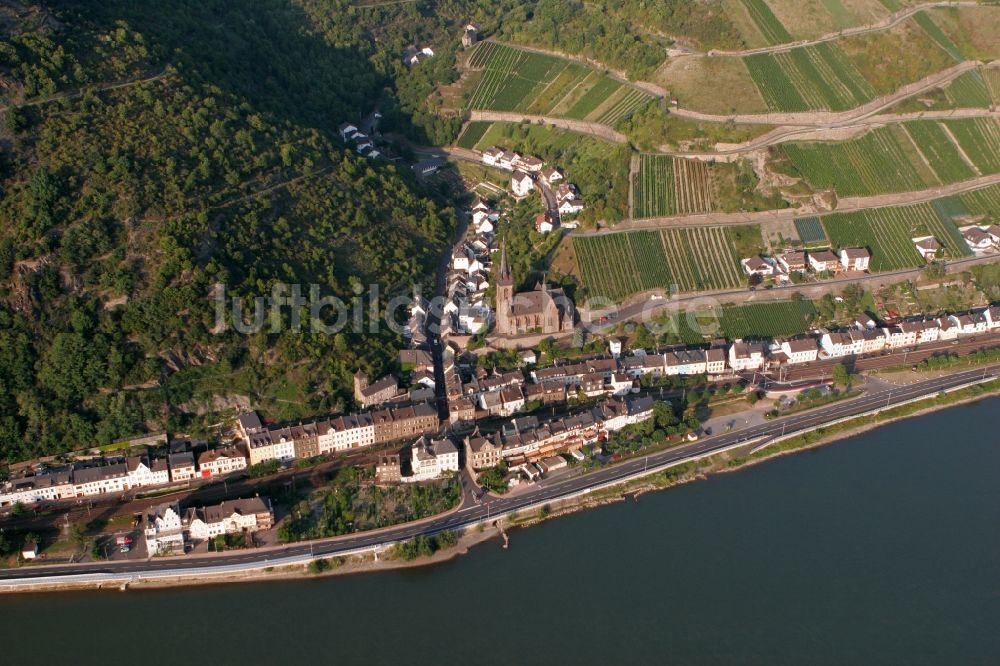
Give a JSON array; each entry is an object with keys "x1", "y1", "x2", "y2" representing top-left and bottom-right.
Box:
[{"x1": 2, "y1": 364, "x2": 995, "y2": 581}]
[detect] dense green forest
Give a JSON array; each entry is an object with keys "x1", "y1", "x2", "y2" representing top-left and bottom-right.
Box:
[{"x1": 0, "y1": 0, "x2": 491, "y2": 462}]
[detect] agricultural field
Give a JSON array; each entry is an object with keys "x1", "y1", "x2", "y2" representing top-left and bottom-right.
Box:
[
  {"x1": 714, "y1": 300, "x2": 818, "y2": 339},
  {"x1": 455, "y1": 121, "x2": 492, "y2": 149},
  {"x1": 902, "y1": 120, "x2": 977, "y2": 184},
  {"x1": 943, "y1": 118, "x2": 1000, "y2": 175},
  {"x1": 761, "y1": 0, "x2": 892, "y2": 39},
  {"x1": 820, "y1": 202, "x2": 971, "y2": 272},
  {"x1": 794, "y1": 217, "x2": 828, "y2": 246},
  {"x1": 957, "y1": 183, "x2": 1000, "y2": 220},
  {"x1": 781, "y1": 125, "x2": 935, "y2": 197},
  {"x1": 632, "y1": 155, "x2": 716, "y2": 218},
  {"x1": 943, "y1": 68, "x2": 994, "y2": 108},
  {"x1": 464, "y1": 42, "x2": 653, "y2": 126},
  {"x1": 573, "y1": 225, "x2": 758, "y2": 300},
  {"x1": 986, "y1": 68, "x2": 1000, "y2": 105},
  {"x1": 742, "y1": 0, "x2": 792, "y2": 45},
  {"x1": 744, "y1": 42, "x2": 874, "y2": 112}
]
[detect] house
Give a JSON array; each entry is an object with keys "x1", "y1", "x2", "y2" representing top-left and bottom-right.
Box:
[
  {"x1": 407, "y1": 47, "x2": 435, "y2": 66},
  {"x1": 988, "y1": 225, "x2": 1000, "y2": 246},
  {"x1": 166, "y1": 451, "x2": 195, "y2": 481},
  {"x1": 406, "y1": 436, "x2": 460, "y2": 482},
  {"x1": 511, "y1": 170, "x2": 534, "y2": 198},
  {"x1": 144, "y1": 502, "x2": 186, "y2": 555},
  {"x1": 538, "y1": 456, "x2": 567, "y2": 474},
  {"x1": 808, "y1": 250, "x2": 839, "y2": 273},
  {"x1": 338, "y1": 122, "x2": 358, "y2": 141},
  {"x1": 197, "y1": 447, "x2": 247, "y2": 479},
  {"x1": 705, "y1": 348, "x2": 727, "y2": 375},
  {"x1": 986, "y1": 306, "x2": 1000, "y2": 329},
  {"x1": 535, "y1": 212, "x2": 554, "y2": 234},
  {"x1": 610, "y1": 372, "x2": 634, "y2": 395},
  {"x1": 72, "y1": 463, "x2": 129, "y2": 497},
  {"x1": 126, "y1": 456, "x2": 170, "y2": 488},
  {"x1": 21, "y1": 541, "x2": 38, "y2": 560},
  {"x1": 354, "y1": 372, "x2": 401, "y2": 408},
  {"x1": 520, "y1": 349, "x2": 538, "y2": 365},
  {"x1": 665, "y1": 349, "x2": 708, "y2": 376},
  {"x1": 854, "y1": 313, "x2": 877, "y2": 330},
  {"x1": 820, "y1": 331, "x2": 861, "y2": 358},
  {"x1": 913, "y1": 236, "x2": 941, "y2": 262},
  {"x1": 412, "y1": 157, "x2": 446, "y2": 177},
  {"x1": 461, "y1": 27, "x2": 478, "y2": 48},
  {"x1": 541, "y1": 167, "x2": 563, "y2": 184},
  {"x1": 741, "y1": 256, "x2": 774, "y2": 277},
  {"x1": 466, "y1": 429, "x2": 504, "y2": 470},
  {"x1": 950, "y1": 312, "x2": 989, "y2": 335},
  {"x1": 497, "y1": 150, "x2": 520, "y2": 170},
  {"x1": 780, "y1": 338, "x2": 818, "y2": 364},
  {"x1": 962, "y1": 226, "x2": 993, "y2": 252},
  {"x1": 839, "y1": 247, "x2": 871, "y2": 272},
  {"x1": 186, "y1": 497, "x2": 274, "y2": 541},
  {"x1": 481, "y1": 146, "x2": 503, "y2": 167},
  {"x1": 728, "y1": 341, "x2": 765, "y2": 371},
  {"x1": 779, "y1": 250, "x2": 808, "y2": 273},
  {"x1": 608, "y1": 339, "x2": 623, "y2": 358},
  {"x1": 375, "y1": 453, "x2": 402, "y2": 485},
  {"x1": 558, "y1": 198, "x2": 585, "y2": 215},
  {"x1": 513, "y1": 154, "x2": 544, "y2": 172}
]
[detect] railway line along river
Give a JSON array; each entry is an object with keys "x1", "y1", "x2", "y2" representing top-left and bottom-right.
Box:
[{"x1": 2, "y1": 398, "x2": 998, "y2": 664}]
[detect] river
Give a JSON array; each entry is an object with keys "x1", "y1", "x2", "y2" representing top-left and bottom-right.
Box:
[{"x1": 2, "y1": 399, "x2": 999, "y2": 664}]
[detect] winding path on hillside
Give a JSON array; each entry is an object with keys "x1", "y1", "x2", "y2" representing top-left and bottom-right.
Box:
[{"x1": 0, "y1": 66, "x2": 169, "y2": 113}]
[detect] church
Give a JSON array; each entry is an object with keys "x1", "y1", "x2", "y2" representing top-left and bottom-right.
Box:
[{"x1": 494, "y1": 242, "x2": 575, "y2": 336}]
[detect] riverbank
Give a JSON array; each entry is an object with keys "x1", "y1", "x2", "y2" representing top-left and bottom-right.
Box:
[{"x1": 4, "y1": 373, "x2": 999, "y2": 593}]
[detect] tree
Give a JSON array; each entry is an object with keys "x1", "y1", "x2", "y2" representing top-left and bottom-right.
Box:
[
  {"x1": 832, "y1": 363, "x2": 853, "y2": 388},
  {"x1": 747, "y1": 390, "x2": 760, "y2": 405}
]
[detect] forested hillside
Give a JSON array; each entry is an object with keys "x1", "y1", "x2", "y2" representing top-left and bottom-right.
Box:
[{"x1": 0, "y1": 0, "x2": 484, "y2": 461}]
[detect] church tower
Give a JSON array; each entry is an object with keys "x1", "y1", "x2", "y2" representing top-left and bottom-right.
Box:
[{"x1": 496, "y1": 240, "x2": 514, "y2": 335}]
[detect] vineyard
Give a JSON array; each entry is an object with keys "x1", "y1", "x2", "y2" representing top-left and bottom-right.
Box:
[
  {"x1": 632, "y1": 155, "x2": 714, "y2": 218},
  {"x1": 573, "y1": 226, "x2": 756, "y2": 300},
  {"x1": 943, "y1": 118, "x2": 1000, "y2": 174},
  {"x1": 782, "y1": 126, "x2": 936, "y2": 196},
  {"x1": 456, "y1": 121, "x2": 492, "y2": 149},
  {"x1": 742, "y1": 0, "x2": 792, "y2": 45},
  {"x1": 464, "y1": 42, "x2": 653, "y2": 126},
  {"x1": 744, "y1": 42, "x2": 874, "y2": 112},
  {"x1": 944, "y1": 68, "x2": 994, "y2": 108},
  {"x1": 903, "y1": 120, "x2": 976, "y2": 184},
  {"x1": 714, "y1": 300, "x2": 817, "y2": 340},
  {"x1": 820, "y1": 202, "x2": 970, "y2": 272},
  {"x1": 957, "y1": 183, "x2": 1000, "y2": 217},
  {"x1": 985, "y1": 68, "x2": 1000, "y2": 105}
]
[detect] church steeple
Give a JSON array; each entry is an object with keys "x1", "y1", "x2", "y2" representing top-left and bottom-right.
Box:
[{"x1": 498, "y1": 238, "x2": 512, "y2": 286}]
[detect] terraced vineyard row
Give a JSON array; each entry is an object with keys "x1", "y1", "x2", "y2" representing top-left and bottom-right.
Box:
[
  {"x1": 744, "y1": 42, "x2": 874, "y2": 112},
  {"x1": 633, "y1": 155, "x2": 716, "y2": 219},
  {"x1": 633, "y1": 155, "x2": 676, "y2": 218},
  {"x1": 672, "y1": 158, "x2": 713, "y2": 215},
  {"x1": 821, "y1": 202, "x2": 970, "y2": 272},
  {"x1": 944, "y1": 68, "x2": 994, "y2": 108},
  {"x1": 783, "y1": 126, "x2": 932, "y2": 197},
  {"x1": 957, "y1": 183, "x2": 1000, "y2": 216},
  {"x1": 714, "y1": 301, "x2": 818, "y2": 340},
  {"x1": 742, "y1": 0, "x2": 792, "y2": 45},
  {"x1": 596, "y1": 88, "x2": 654, "y2": 126},
  {"x1": 944, "y1": 118, "x2": 1000, "y2": 174},
  {"x1": 574, "y1": 226, "x2": 750, "y2": 300},
  {"x1": 465, "y1": 42, "x2": 652, "y2": 126},
  {"x1": 903, "y1": 120, "x2": 976, "y2": 184},
  {"x1": 913, "y1": 10, "x2": 964, "y2": 63},
  {"x1": 985, "y1": 68, "x2": 1000, "y2": 105}
]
